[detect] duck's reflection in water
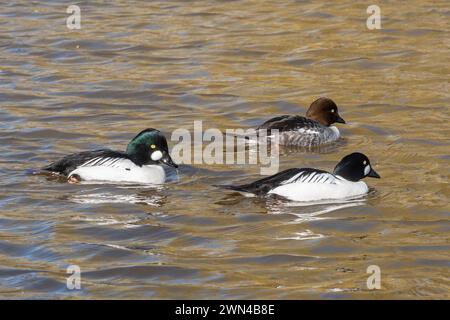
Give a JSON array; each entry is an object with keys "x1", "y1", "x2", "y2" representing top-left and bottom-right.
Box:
[
  {"x1": 265, "y1": 195, "x2": 367, "y2": 223},
  {"x1": 264, "y1": 196, "x2": 367, "y2": 241},
  {"x1": 216, "y1": 192, "x2": 367, "y2": 222},
  {"x1": 64, "y1": 185, "x2": 167, "y2": 207}
]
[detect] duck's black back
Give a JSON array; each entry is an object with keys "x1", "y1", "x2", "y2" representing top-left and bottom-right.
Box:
[{"x1": 43, "y1": 149, "x2": 130, "y2": 176}]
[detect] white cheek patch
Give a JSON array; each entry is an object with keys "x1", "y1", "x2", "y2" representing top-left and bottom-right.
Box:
[
  {"x1": 364, "y1": 165, "x2": 371, "y2": 176},
  {"x1": 151, "y1": 150, "x2": 163, "y2": 161}
]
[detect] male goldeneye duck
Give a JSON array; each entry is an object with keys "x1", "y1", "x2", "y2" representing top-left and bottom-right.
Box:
[
  {"x1": 219, "y1": 152, "x2": 380, "y2": 202},
  {"x1": 256, "y1": 97, "x2": 346, "y2": 147},
  {"x1": 43, "y1": 128, "x2": 178, "y2": 184}
]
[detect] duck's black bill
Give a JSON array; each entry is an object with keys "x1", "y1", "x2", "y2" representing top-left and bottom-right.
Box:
[
  {"x1": 161, "y1": 153, "x2": 178, "y2": 168},
  {"x1": 368, "y1": 168, "x2": 380, "y2": 178},
  {"x1": 335, "y1": 114, "x2": 346, "y2": 124}
]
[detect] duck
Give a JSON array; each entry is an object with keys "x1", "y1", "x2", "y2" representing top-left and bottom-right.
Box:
[
  {"x1": 255, "y1": 97, "x2": 346, "y2": 147},
  {"x1": 43, "y1": 128, "x2": 178, "y2": 184},
  {"x1": 218, "y1": 152, "x2": 380, "y2": 202}
]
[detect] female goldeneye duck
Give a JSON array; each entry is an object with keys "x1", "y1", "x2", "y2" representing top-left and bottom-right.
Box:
[
  {"x1": 256, "y1": 97, "x2": 346, "y2": 147},
  {"x1": 43, "y1": 128, "x2": 178, "y2": 184},
  {"x1": 218, "y1": 152, "x2": 380, "y2": 202}
]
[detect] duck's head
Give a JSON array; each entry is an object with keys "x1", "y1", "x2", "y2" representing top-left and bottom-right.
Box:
[
  {"x1": 126, "y1": 128, "x2": 178, "y2": 168},
  {"x1": 333, "y1": 152, "x2": 380, "y2": 182},
  {"x1": 306, "y1": 97, "x2": 345, "y2": 126}
]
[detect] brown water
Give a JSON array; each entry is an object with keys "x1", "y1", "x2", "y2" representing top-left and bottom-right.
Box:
[{"x1": 0, "y1": 1, "x2": 449, "y2": 299}]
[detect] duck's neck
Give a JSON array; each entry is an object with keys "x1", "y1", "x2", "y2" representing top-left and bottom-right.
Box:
[
  {"x1": 333, "y1": 168, "x2": 360, "y2": 182},
  {"x1": 306, "y1": 115, "x2": 329, "y2": 126}
]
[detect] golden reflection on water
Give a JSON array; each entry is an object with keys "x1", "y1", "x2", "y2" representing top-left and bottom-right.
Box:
[{"x1": 0, "y1": 1, "x2": 449, "y2": 298}]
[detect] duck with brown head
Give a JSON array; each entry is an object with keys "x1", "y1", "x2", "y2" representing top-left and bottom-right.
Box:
[{"x1": 256, "y1": 97, "x2": 346, "y2": 147}]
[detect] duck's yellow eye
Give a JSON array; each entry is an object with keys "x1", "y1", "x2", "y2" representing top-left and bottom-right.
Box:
[
  {"x1": 150, "y1": 144, "x2": 156, "y2": 149},
  {"x1": 331, "y1": 109, "x2": 335, "y2": 113},
  {"x1": 363, "y1": 160, "x2": 367, "y2": 165}
]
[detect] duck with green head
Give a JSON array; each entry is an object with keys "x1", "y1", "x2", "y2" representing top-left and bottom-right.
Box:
[{"x1": 43, "y1": 128, "x2": 178, "y2": 184}]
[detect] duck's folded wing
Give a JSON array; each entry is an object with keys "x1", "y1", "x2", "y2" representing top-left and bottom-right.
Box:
[
  {"x1": 256, "y1": 115, "x2": 322, "y2": 133},
  {"x1": 220, "y1": 168, "x2": 334, "y2": 195},
  {"x1": 43, "y1": 149, "x2": 131, "y2": 176}
]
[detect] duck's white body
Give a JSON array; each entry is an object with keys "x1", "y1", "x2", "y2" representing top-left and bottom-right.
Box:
[
  {"x1": 69, "y1": 158, "x2": 166, "y2": 184},
  {"x1": 268, "y1": 174, "x2": 368, "y2": 202}
]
